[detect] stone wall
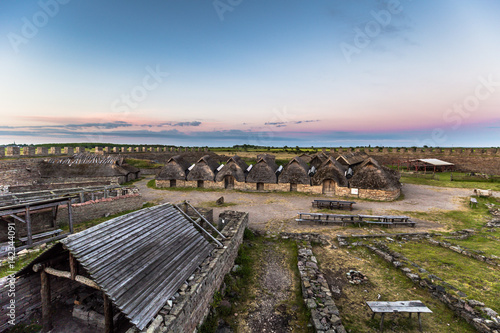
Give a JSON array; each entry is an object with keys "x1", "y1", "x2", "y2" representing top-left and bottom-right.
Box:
[
  {"x1": 0, "y1": 159, "x2": 41, "y2": 186},
  {"x1": 143, "y1": 210, "x2": 248, "y2": 333},
  {"x1": 0, "y1": 194, "x2": 143, "y2": 242},
  {"x1": 298, "y1": 243, "x2": 346, "y2": 333},
  {"x1": 0, "y1": 267, "x2": 82, "y2": 332}
]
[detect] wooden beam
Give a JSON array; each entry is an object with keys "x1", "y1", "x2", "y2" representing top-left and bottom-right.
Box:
[
  {"x1": 69, "y1": 253, "x2": 78, "y2": 280},
  {"x1": 40, "y1": 271, "x2": 52, "y2": 332},
  {"x1": 33, "y1": 265, "x2": 100, "y2": 290},
  {"x1": 8, "y1": 214, "x2": 25, "y2": 224},
  {"x1": 67, "y1": 199, "x2": 74, "y2": 234},
  {"x1": 103, "y1": 292, "x2": 114, "y2": 333},
  {"x1": 25, "y1": 206, "x2": 32, "y2": 246}
]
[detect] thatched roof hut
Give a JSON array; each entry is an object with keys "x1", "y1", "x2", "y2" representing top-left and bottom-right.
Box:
[
  {"x1": 157, "y1": 155, "x2": 190, "y2": 180},
  {"x1": 298, "y1": 153, "x2": 312, "y2": 164},
  {"x1": 187, "y1": 155, "x2": 220, "y2": 181},
  {"x1": 349, "y1": 157, "x2": 401, "y2": 190},
  {"x1": 311, "y1": 157, "x2": 348, "y2": 186},
  {"x1": 39, "y1": 154, "x2": 139, "y2": 182},
  {"x1": 336, "y1": 152, "x2": 369, "y2": 167},
  {"x1": 215, "y1": 155, "x2": 248, "y2": 182},
  {"x1": 246, "y1": 155, "x2": 278, "y2": 184},
  {"x1": 310, "y1": 152, "x2": 329, "y2": 169},
  {"x1": 278, "y1": 157, "x2": 310, "y2": 184}
]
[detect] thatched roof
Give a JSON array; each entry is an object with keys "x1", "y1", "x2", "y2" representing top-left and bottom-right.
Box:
[
  {"x1": 278, "y1": 157, "x2": 310, "y2": 184},
  {"x1": 298, "y1": 154, "x2": 312, "y2": 164},
  {"x1": 156, "y1": 155, "x2": 190, "y2": 180},
  {"x1": 336, "y1": 152, "x2": 369, "y2": 166},
  {"x1": 187, "y1": 155, "x2": 220, "y2": 181},
  {"x1": 215, "y1": 155, "x2": 248, "y2": 182},
  {"x1": 349, "y1": 157, "x2": 401, "y2": 190},
  {"x1": 246, "y1": 155, "x2": 278, "y2": 183},
  {"x1": 39, "y1": 154, "x2": 137, "y2": 178},
  {"x1": 310, "y1": 152, "x2": 329, "y2": 169},
  {"x1": 311, "y1": 157, "x2": 348, "y2": 186}
]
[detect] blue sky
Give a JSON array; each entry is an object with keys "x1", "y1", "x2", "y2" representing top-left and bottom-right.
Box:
[{"x1": 1, "y1": 0, "x2": 499, "y2": 147}]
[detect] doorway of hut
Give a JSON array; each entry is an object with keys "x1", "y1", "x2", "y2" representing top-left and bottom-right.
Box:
[
  {"x1": 256, "y1": 182, "x2": 264, "y2": 191},
  {"x1": 224, "y1": 175, "x2": 235, "y2": 189},
  {"x1": 197, "y1": 180, "x2": 204, "y2": 188},
  {"x1": 170, "y1": 179, "x2": 176, "y2": 187},
  {"x1": 290, "y1": 183, "x2": 298, "y2": 192},
  {"x1": 322, "y1": 179, "x2": 335, "y2": 194}
]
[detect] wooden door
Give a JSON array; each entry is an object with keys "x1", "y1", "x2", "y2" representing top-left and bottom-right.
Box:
[
  {"x1": 322, "y1": 180, "x2": 335, "y2": 194},
  {"x1": 290, "y1": 183, "x2": 298, "y2": 192},
  {"x1": 224, "y1": 175, "x2": 234, "y2": 189}
]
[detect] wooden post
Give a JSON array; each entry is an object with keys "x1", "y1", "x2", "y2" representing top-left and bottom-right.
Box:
[
  {"x1": 380, "y1": 312, "x2": 385, "y2": 332},
  {"x1": 25, "y1": 206, "x2": 32, "y2": 246},
  {"x1": 103, "y1": 292, "x2": 114, "y2": 333},
  {"x1": 67, "y1": 199, "x2": 74, "y2": 234},
  {"x1": 41, "y1": 271, "x2": 52, "y2": 332},
  {"x1": 69, "y1": 253, "x2": 78, "y2": 280}
]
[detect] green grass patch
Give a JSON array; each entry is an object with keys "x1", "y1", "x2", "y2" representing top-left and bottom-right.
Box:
[
  {"x1": 0, "y1": 249, "x2": 43, "y2": 278},
  {"x1": 386, "y1": 240, "x2": 500, "y2": 312},
  {"x1": 122, "y1": 176, "x2": 145, "y2": 186},
  {"x1": 199, "y1": 201, "x2": 238, "y2": 208},
  {"x1": 124, "y1": 158, "x2": 162, "y2": 169},
  {"x1": 401, "y1": 172, "x2": 500, "y2": 191}
]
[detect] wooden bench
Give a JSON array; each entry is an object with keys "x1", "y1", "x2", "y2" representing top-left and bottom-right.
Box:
[
  {"x1": 366, "y1": 300, "x2": 432, "y2": 332},
  {"x1": 19, "y1": 229, "x2": 63, "y2": 244},
  {"x1": 312, "y1": 199, "x2": 356, "y2": 211}
]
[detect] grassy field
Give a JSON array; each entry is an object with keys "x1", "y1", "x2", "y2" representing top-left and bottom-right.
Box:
[
  {"x1": 386, "y1": 240, "x2": 500, "y2": 313},
  {"x1": 124, "y1": 158, "x2": 162, "y2": 169},
  {"x1": 400, "y1": 171, "x2": 500, "y2": 191},
  {"x1": 314, "y1": 245, "x2": 475, "y2": 332}
]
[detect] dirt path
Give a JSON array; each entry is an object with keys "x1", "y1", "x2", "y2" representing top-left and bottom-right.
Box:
[{"x1": 134, "y1": 177, "x2": 486, "y2": 233}]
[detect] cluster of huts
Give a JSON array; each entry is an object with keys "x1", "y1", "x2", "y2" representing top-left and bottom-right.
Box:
[{"x1": 156, "y1": 152, "x2": 402, "y2": 200}]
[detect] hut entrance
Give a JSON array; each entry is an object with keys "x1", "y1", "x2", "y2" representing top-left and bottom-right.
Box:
[
  {"x1": 322, "y1": 180, "x2": 335, "y2": 194},
  {"x1": 170, "y1": 179, "x2": 176, "y2": 187},
  {"x1": 256, "y1": 182, "x2": 264, "y2": 191},
  {"x1": 224, "y1": 175, "x2": 235, "y2": 190},
  {"x1": 197, "y1": 180, "x2": 204, "y2": 188},
  {"x1": 290, "y1": 183, "x2": 298, "y2": 192}
]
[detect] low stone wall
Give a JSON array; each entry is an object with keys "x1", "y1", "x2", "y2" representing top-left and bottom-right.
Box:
[
  {"x1": 364, "y1": 243, "x2": 500, "y2": 332},
  {"x1": 335, "y1": 185, "x2": 401, "y2": 201},
  {"x1": 297, "y1": 242, "x2": 346, "y2": 333},
  {"x1": 143, "y1": 210, "x2": 248, "y2": 333},
  {"x1": 426, "y1": 238, "x2": 500, "y2": 267}
]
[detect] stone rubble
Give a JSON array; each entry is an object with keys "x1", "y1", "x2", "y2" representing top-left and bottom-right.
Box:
[{"x1": 297, "y1": 242, "x2": 346, "y2": 333}]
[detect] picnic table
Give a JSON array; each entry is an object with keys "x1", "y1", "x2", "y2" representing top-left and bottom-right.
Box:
[
  {"x1": 312, "y1": 199, "x2": 356, "y2": 211},
  {"x1": 366, "y1": 300, "x2": 432, "y2": 332}
]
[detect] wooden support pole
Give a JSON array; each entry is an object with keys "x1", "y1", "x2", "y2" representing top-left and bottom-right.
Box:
[
  {"x1": 40, "y1": 271, "x2": 52, "y2": 332},
  {"x1": 103, "y1": 292, "x2": 114, "y2": 333},
  {"x1": 67, "y1": 200, "x2": 74, "y2": 234},
  {"x1": 25, "y1": 206, "x2": 32, "y2": 246},
  {"x1": 69, "y1": 253, "x2": 78, "y2": 280}
]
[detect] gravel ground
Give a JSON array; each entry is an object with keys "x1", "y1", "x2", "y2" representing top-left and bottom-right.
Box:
[{"x1": 135, "y1": 177, "x2": 488, "y2": 233}]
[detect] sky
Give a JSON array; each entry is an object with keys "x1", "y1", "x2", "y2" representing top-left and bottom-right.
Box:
[{"x1": 1, "y1": 0, "x2": 499, "y2": 147}]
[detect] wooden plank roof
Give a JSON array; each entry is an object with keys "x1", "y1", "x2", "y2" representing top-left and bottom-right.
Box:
[{"x1": 59, "y1": 203, "x2": 214, "y2": 330}]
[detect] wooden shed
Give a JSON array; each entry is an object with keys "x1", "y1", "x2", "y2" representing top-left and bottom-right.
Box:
[
  {"x1": 15, "y1": 203, "x2": 215, "y2": 332},
  {"x1": 186, "y1": 155, "x2": 220, "y2": 188},
  {"x1": 278, "y1": 157, "x2": 310, "y2": 191},
  {"x1": 312, "y1": 157, "x2": 348, "y2": 194},
  {"x1": 156, "y1": 155, "x2": 191, "y2": 187},
  {"x1": 215, "y1": 155, "x2": 249, "y2": 189},
  {"x1": 349, "y1": 157, "x2": 401, "y2": 191},
  {"x1": 246, "y1": 154, "x2": 278, "y2": 190}
]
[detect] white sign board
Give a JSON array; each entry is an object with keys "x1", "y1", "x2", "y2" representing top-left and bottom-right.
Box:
[{"x1": 351, "y1": 188, "x2": 359, "y2": 195}]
